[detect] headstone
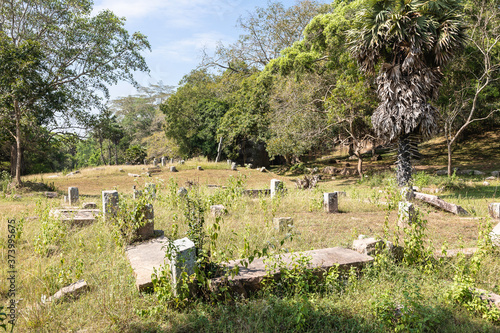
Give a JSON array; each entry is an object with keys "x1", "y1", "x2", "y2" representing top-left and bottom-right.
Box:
[
  {"x1": 153, "y1": 159, "x2": 157, "y2": 167},
  {"x1": 273, "y1": 217, "x2": 293, "y2": 232},
  {"x1": 227, "y1": 159, "x2": 232, "y2": 165},
  {"x1": 177, "y1": 187, "x2": 188, "y2": 197},
  {"x1": 102, "y1": 190, "x2": 119, "y2": 221},
  {"x1": 197, "y1": 166, "x2": 203, "y2": 171},
  {"x1": 68, "y1": 187, "x2": 79, "y2": 205},
  {"x1": 398, "y1": 201, "x2": 416, "y2": 227},
  {"x1": 170, "y1": 158, "x2": 174, "y2": 164},
  {"x1": 119, "y1": 168, "x2": 124, "y2": 172},
  {"x1": 161, "y1": 157, "x2": 165, "y2": 167},
  {"x1": 82, "y1": 202, "x2": 97, "y2": 209},
  {"x1": 352, "y1": 237, "x2": 384, "y2": 255},
  {"x1": 323, "y1": 192, "x2": 339, "y2": 213},
  {"x1": 169, "y1": 238, "x2": 196, "y2": 292},
  {"x1": 43, "y1": 280, "x2": 89, "y2": 303},
  {"x1": 489, "y1": 203, "x2": 500, "y2": 220},
  {"x1": 170, "y1": 166, "x2": 178, "y2": 172},
  {"x1": 63, "y1": 195, "x2": 68, "y2": 204},
  {"x1": 145, "y1": 183, "x2": 156, "y2": 199},
  {"x1": 270, "y1": 179, "x2": 283, "y2": 198},
  {"x1": 484, "y1": 181, "x2": 491, "y2": 186},
  {"x1": 136, "y1": 204, "x2": 155, "y2": 240},
  {"x1": 179, "y1": 160, "x2": 185, "y2": 165},
  {"x1": 210, "y1": 205, "x2": 226, "y2": 217},
  {"x1": 231, "y1": 162, "x2": 237, "y2": 171},
  {"x1": 144, "y1": 158, "x2": 147, "y2": 165}
]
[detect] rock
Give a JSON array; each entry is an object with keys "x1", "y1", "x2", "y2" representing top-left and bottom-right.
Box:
[
  {"x1": 489, "y1": 203, "x2": 500, "y2": 219},
  {"x1": 323, "y1": 166, "x2": 337, "y2": 174},
  {"x1": 273, "y1": 217, "x2": 293, "y2": 232},
  {"x1": 210, "y1": 204, "x2": 227, "y2": 217},
  {"x1": 44, "y1": 192, "x2": 58, "y2": 199},
  {"x1": 259, "y1": 167, "x2": 267, "y2": 172},
  {"x1": 486, "y1": 176, "x2": 496, "y2": 180},
  {"x1": 128, "y1": 173, "x2": 140, "y2": 177},
  {"x1": 43, "y1": 280, "x2": 89, "y2": 303},
  {"x1": 170, "y1": 166, "x2": 178, "y2": 172},
  {"x1": 177, "y1": 187, "x2": 188, "y2": 197},
  {"x1": 352, "y1": 238, "x2": 384, "y2": 256},
  {"x1": 197, "y1": 166, "x2": 203, "y2": 171},
  {"x1": 102, "y1": 190, "x2": 119, "y2": 221},
  {"x1": 68, "y1": 187, "x2": 79, "y2": 205},
  {"x1": 81, "y1": 202, "x2": 97, "y2": 209},
  {"x1": 179, "y1": 160, "x2": 185, "y2": 165},
  {"x1": 12, "y1": 194, "x2": 22, "y2": 200},
  {"x1": 323, "y1": 192, "x2": 339, "y2": 213},
  {"x1": 119, "y1": 168, "x2": 125, "y2": 172},
  {"x1": 146, "y1": 167, "x2": 161, "y2": 173},
  {"x1": 435, "y1": 169, "x2": 448, "y2": 176}
]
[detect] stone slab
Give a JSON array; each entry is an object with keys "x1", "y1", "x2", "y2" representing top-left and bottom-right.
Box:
[
  {"x1": 125, "y1": 236, "x2": 171, "y2": 291},
  {"x1": 242, "y1": 189, "x2": 271, "y2": 198},
  {"x1": 49, "y1": 209, "x2": 100, "y2": 226},
  {"x1": 45, "y1": 279, "x2": 89, "y2": 303},
  {"x1": 414, "y1": 192, "x2": 468, "y2": 215},
  {"x1": 210, "y1": 247, "x2": 373, "y2": 294}
]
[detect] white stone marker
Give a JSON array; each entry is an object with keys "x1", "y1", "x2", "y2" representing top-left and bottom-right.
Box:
[
  {"x1": 323, "y1": 192, "x2": 339, "y2": 213},
  {"x1": 273, "y1": 217, "x2": 293, "y2": 232},
  {"x1": 227, "y1": 159, "x2": 232, "y2": 165},
  {"x1": 153, "y1": 159, "x2": 157, "y2": 167},
  {"x1": 161, "y1": 157, "x2": 165, "y2": 167},
  {"x1": 197, "y1": 166, "x2": 203, "y2": 171},
  {"x1": 170, "y1": 166, "x2": 178, "y2": 172},
  {"x1": 170, "y1": 158, "x2": 174, "y2": 164},
  {"x1": 231, "y1": 162, "x2": 237, "y2": 171},
  {"x1": 489, "y1": 203, "x2": 500, "y2": 220},
  {"x1": 398, "y1": 201, "x2": 416, "y2": 227},
  {"x1": 102, "y1": 190, "x2": 119, "y2": 221},
  {"x1": 169, "y1": 237, "x2": 196, "y2": 292},
  {"x1": 68, "y1": 187, "x2": 79, "y2": 206},
  {"x1": 270, "y1": 179, "x2": 283, "y2": 198},
  {"x1": 490, "y1": 222, "x2": 500, "y2": 246}
]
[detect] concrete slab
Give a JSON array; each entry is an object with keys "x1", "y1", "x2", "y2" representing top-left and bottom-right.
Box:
[
  {"x1": 125, "y1": 236, "x2": 170, "y2": 291},
  {"x1": 211, "y1": 247, "x2": 373, "y2": 294},
  {"x1": 50, "y1": 209, "x2": 100, "y2": 226}
]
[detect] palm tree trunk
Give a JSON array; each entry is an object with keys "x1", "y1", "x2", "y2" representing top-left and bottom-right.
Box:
[{"x1": 397, "y1": 134, "x2": 412, "y2": 187}]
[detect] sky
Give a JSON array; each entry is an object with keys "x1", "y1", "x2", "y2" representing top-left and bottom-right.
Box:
[{"x1": 92, "y1": 0, "x2": 327, "y2": 100}]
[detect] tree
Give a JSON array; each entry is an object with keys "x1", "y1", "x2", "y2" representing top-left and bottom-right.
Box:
[
  {"x1": 349, "y1": 0, "x2": 466, "y2": 186},
  {"x1": 439, "y1": 0, "x2": 500, "y2": 175},
  {"x1": 0, "y1": 0, "x2": 150, "y2": 184},
  {"x1": 202, "y1": 0, "x2": 332, "y2": 71}
]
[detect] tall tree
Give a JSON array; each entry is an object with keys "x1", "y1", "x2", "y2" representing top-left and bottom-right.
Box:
[
  {"x1": 349, "y1": 0, "x2": 466, "y2": 186},
  {"x1": 0, "y1": 0, "x2": 150, "y2": 184}
]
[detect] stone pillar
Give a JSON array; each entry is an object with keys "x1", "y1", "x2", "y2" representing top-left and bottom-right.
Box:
[
  {"x1": 270, "y1": 179, "x2": 283, "y2": 198},
  {"x1": 169, "y1": 237, "x2": 196, "y2": 294},
  {"x1": 323, "y1": 192, "x2": 338, "y2": 213},
  {"x1": 170, "y1": 166, "x2": 178, "y2": 172},
  {"x1": 102, "y1": 190, "x2": 119, "y2": 221},
  {"x1": 227, "y1": 159, "x2": 232, "y2": 165},
  {"x1": 398, "y1": 201, "x2": 416, "y2": 228},
  {"x1": 488, "y1": 203, "x2": 500, "y2": 220},
  {"x1": 68, "y1": 187, "x2": 79, "y2": 206},
  {"x1": 153, "y1": 159, "x2": 157, "y2": 167},
  {"x1": 144, "y1": 158, "x2": 147, "y2": 165},
  {"x1": 231, "y1": 162, "x2": 237, "y2": 171},
  {"x1": 170, "y1": 158, "x2": 174, "y2": 164},
  {"x1": 136, "y1": 204, "x2": 154, "y2": 240},
  {"x1": 273, "y1": 217, "x2": 293, "y2": 232},
  {"x1": 161, "y1": 157, "x2": 165, "y2": 167}
]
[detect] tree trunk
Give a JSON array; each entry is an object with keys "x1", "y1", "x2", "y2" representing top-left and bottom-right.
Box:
[
  {"x1": 396, "y1": 134, "x2": 412, "y2": 187},
  {"x1": 107, "y1": 142, "x2": 112, "y2": 165},
  {"x1": 215, "y1": 136, "x2": 223, "y2": 163},
  {"x1": 99, "y1": 136, "x2": 105, "y2": 165},
  {"x1": 115, "y1": 143, "x2": 118, "y2": 165},
  {"x1": 447, "y1": 143, "x2": 452, "y2": 177},
  {"x1": 355, "y1": 149, "x2": 363, "y2": 178},
  {"x1": 14, "y1": 101, "x2": 22, "y2": 185}
]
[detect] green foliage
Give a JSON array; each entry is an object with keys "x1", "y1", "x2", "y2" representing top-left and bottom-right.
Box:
[
  {"x1": 0, "y1": 170, "x2": 11, "y2": 192},
  {"x1": 125, "y1": 145, "x2": 147, "y2": 165},
  {"x1": 34, "y1": 200, "x2": 67, "y2": 256}
]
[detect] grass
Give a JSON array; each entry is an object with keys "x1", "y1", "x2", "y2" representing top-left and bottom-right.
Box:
[{"x1": 0, "y1": 137, "x2": 499, "y2": 332}]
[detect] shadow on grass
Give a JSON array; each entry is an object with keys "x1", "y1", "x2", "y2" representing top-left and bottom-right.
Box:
[{"x1": 440, "y1": 185, "x2": 500, "y2": 200}]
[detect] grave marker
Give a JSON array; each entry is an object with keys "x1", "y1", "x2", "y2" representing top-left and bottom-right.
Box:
[
  {"x1": 169, "y1": 238, "x2": 196, "y2": 293},
  {"x1": 270, "y1": 179, "x2": 283, "y2": 198},
  {"x1": 323, "y1": 192, "x2": 338, "y2": 213},
  {"x1": 102, "y1": 190, "x2": 119, "y2": 221},
  {"x1": 68, "y1": 187, "x2": 79, "y2": 205},
  {"x1": 273, "y1": 217, "x2": 293, "y2": 232},
  {"x1": 398, "y1": 201, "x2": 416, "y2": 227}
]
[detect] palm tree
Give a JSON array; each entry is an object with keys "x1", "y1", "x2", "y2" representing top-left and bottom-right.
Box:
[{"x1": 349, "y1": 0, "x2": 466, "y2": 186}]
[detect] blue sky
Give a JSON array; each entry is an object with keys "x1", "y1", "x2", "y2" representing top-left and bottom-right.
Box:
[{"x1": 92, "y1": 0, "x2": 329, "y2": 100}]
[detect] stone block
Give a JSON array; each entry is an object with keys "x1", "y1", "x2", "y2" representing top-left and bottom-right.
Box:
[
  {"x1": 161, "y1": 157, "x2": 165, "y2": 167},
  {"x1": 68, "y1": 187, "x2": 79, "y2": 205},
  {"x1": 270, "y1": 179, "x2": 283, "y2": 198},
  {"x1": 170, "y1": 166, "x2": 178, "y2": 172},
  {"x1": 169, "y1": 238, "x2": 196, "y2": 291},
  {"x1": 210, "y1": 204, "x2": 226, "y2": 217},
  {"x1": 489, "y1": 203, "x2": 500, "y2": 219},
  {"x1": 352, "y1": 238, "x2": 384, "y2": 255},
  {"x1": 82, "y1": 202, "x2": 97, "y2": 209},
  {"x1": 398, "y1": 201, "x2": 416, "y2": 227},
  {"x1": 102, "y1": 190, "x2": 119, "y2": 221},
  {"x1": 242, "y1": 189, "x2": 271, "y2": 198},
  {"x1": 259, "y1": 167, "x2": 267, "y2": 172},
  {"x1": 273, "y1": 217, "x2": 293, "y2": 232},
  {"x1": 227, "y1": 159, "x2": 232, "y2": 165},
  {"x1": 197, "y1": 166, "x2": 203, "y2": 171},
  {"x1": 136, "y1": 204, "x2": 155, "y2": 240},
  {"x1": 323, "y1": 192, "x2": 339, "y2": 213},
  {"x1": 44, "y1": 191, "x2": 58, "y2": 199},
  {"x1": 177, "y1": 187, "x2": 188, "y2": 197},
  {"x1": 231, "y1": 162, "x2": 237, "y2": 170},
  {"x1": 44, "y1": 280, "x2": 89, "y2": 303}
]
